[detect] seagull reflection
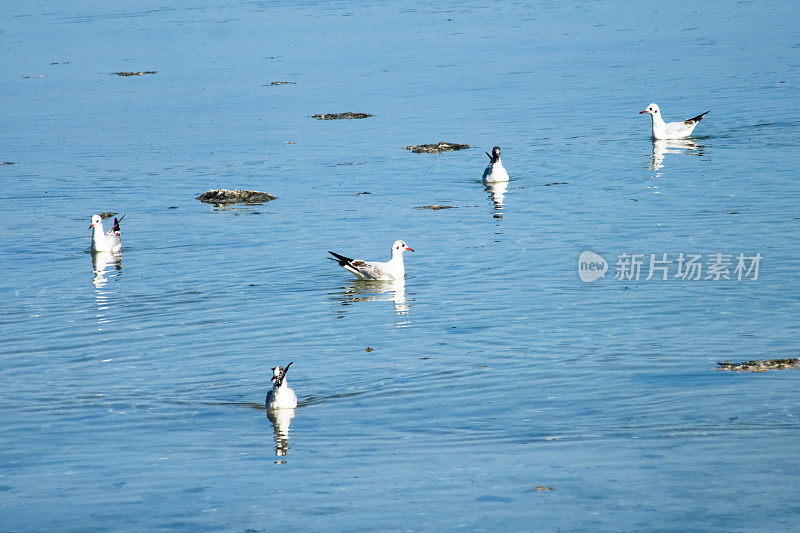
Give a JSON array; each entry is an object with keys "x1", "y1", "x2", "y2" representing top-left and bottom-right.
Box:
[
  {"x1": 267, "y1": 407, "x2": 295, "y2": 457},
  {"x1": 484, "y1": 181, "x2": 508, "y2": 219},
  {"x1": 91, "y1": 251, "x2": 122, "y2": 288},
  {"x1": 648, "y1": 138, "x2": 703, "y2": 173},
  {"x1": 334, "y1": 279, "x2": 412, "y2": 325},
  {"x1": 91, "y1": 251, "x2": 121, "y2": 328}
]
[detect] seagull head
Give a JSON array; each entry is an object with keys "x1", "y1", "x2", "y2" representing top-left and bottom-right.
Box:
[
  {"x1": 89, "y1": 214, "x2": 102, "y2": 229},
  {"x1": 270, "y1": 362, "x2": 293, "y2": 386},
  {"x1": 392, "y1": 240, "x2": 414, "y2": 255},
  {"x1": 639, "y1": 103, "x2": 659, "y2": 116},
  {"x1": 485, "y1": 146, "x2": 502, "y2": 162}
]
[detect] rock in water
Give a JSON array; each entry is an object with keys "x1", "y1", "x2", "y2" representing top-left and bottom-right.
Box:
[
  {"x1": 717, "y1": 358, "x2": 800, "y2": 372},
  {"x1": 312, "y1": 112, "x2": 372, "y2": 120},
  {"x1": 196, "y1": 189, "x2": 277, "y2": 205},
  {"x1": 403, "y1": 142, "x2": 470, "y2": 154}
]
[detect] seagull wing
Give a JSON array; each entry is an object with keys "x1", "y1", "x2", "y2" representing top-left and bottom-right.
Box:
[{"x1": 684, "y1": 110, "x2": 709, "y2": 125}]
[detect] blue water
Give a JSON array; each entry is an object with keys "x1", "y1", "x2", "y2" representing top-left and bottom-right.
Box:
[{"x1": 3, "y1": 0, "x2": 800, "y2": 530}]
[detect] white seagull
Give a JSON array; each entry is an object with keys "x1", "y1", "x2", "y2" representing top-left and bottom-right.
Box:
[
  {"x1": 639, "y1": 103, "x2": 709, "y2": 139},
  {"x1": 89, "y1": 214, "x2": 122, "y2": 253},
  {"x1": 329, "y1": 240, "x2": 413, "y2": 281},
  {"x1": 266, "y1": 362, "x2": 297, "y2": 410},
  {"x1": 482, "y1": 146, "x2": 509, "y2": 183}
]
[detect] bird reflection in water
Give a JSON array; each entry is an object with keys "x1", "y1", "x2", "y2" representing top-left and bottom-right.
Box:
[
  {"x1": 648, "y1": 138, "x2": 704, "y2": 175},
  {"x1": 91, "y1": 251, "x2": 122, "y2": 329},
  {"x1": 484, "y1": 180, "x2": 509, "y2": 219},
  {"x1": 91, "y1": 251, "x2": 122, "y2": 288},
  {"x1": 335, "y1": 279, "x2": 412, "y2": 326},
  {"x1": 267, "y1": 407, "x2": 296, "y2": 459}
]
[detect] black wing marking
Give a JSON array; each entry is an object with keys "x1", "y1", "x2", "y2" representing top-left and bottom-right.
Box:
[
  {"x1": 111, "y1": 214, "x2": 125, "y2": 234},
  {"x1": 328, "y1": 250, "x2": 356, "y2": 267},
  {"x1": 685, "y1": 111, "x2": 709, "y2": 124}
]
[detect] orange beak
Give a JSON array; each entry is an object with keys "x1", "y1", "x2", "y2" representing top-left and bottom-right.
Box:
[
  {"x1": 406, "y1": 246, "x2": 414, "y2": 252},
  {"x1": 639, "y1": 110, "x2": 648, "y2": 114}
]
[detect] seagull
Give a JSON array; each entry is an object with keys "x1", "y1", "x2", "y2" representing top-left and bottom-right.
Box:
[
  {"x1": 482, "y1": 146, "x2": 509, "y2": 183},
  {"x1": 89, "y1": 214, "x2": 122, "y2": 253},
  {"x1": 639, "y1": 103, "x2": 709, "y2": 139},
  {"x1": 328, "y1": 240, "x2": 413, "y2": 281},
  {"x1": 266, "y1": 362, "x2": 297, "y2": 410}
]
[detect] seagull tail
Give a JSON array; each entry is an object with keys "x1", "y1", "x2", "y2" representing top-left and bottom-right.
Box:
[
  {"x1": 686, "y1": 111, "x2": 710, "y2": 124},
  {"x1": 328, "y1": 251, "x2": 354, "y2": 267}
]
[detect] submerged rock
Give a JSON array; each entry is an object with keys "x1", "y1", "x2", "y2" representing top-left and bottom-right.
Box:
[
  {"x1": 112, "y1": 71, "x2": 157, "y2": 76},
  {"x1": 414, "y1": 204, "x2": 456, "y2": 210},
  {"x1": 717, "y1": 358, "x2": 800, "y2": 372},
  {"x1": 403, "y1": 142, "x2": 470, "y2": 154},
  {"x1": 312, "y1": 112, "x2": 373, "y2": 120},
  {"x1": 196, "y1": 189, "x2": 277, "y2": 205}
]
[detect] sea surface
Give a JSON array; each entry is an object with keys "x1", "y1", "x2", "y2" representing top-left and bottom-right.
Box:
[{"x1": 2, "y1": 0, "x2": 800, "y2": 530}]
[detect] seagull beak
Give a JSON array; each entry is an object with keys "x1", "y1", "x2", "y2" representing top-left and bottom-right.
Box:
[
  {"x1": 639, "y1": 110, "x2": 648, "y2": 114},
  {"x1": 270, "y1": 375, "x2": 276, "y2": 382},
  {"x1": 89, "y1": 223, "x2": 94, "y2": 228},
  {"x1": 405, "y1": 246, "x2": 414, "y2": 252}
]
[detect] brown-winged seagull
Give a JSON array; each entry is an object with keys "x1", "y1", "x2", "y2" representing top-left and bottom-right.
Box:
[
  {"x1": 482, "y1": 146, "x2": 509, "y2": 183},
  {"x1": 639, "y1": 103, "x2": 709, "y2": 139},
  {"x1": 266, "y1": 362, "x2": 297, "y2": 410},
  {"x1": 89, "y1": 214, "x2": 122, "y2": 253},
  {"x1": 328, "y1": 240, "x2": 414, "y2": 281}
]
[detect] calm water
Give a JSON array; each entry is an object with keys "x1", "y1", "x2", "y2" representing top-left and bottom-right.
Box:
[{"x1": 2, "y1": 0, "x2": 800, "y2": 530}]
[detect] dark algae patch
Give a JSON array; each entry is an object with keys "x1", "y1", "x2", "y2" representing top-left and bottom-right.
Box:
[
  {"x1": 717, "y1": 358, "x2": 800, "y2": 372},
  {"x1": 414, "y1": 204, "x2": 456, "y2": 210},
  {"x1": 196, "y1": 189, "x2": 277, "y2": 205},
  {"x1": 112, "y1": 71, "x2": 157, "y2": 76},
  {"x1": 404, "y1": 142, "x2": 470, "y2": 154},
  {"x1": 312, "y1": 112, "x2": 372, "y2": 120}
]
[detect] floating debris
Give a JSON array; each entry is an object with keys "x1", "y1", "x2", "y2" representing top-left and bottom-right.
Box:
[
  {"x1": 365, "y1": 347, "x2": 374, "y2": 352},
  {"x1": 285, "y1": 141, "x2": 296, "y2": 144},
  {"x1": 726, "y1": 211, "x2": 740, "y2": 214},
  {"x1": 338, "y1": 162, "x2": 364, "y2": 166},
  {"x1": 312, "y1": 112, "x2": 373, "y2": 120},
  {"x1": 544, "y1": 182, "x2": 568, "y2": 186},
  {"x1": 414, "y1": 204, "x2": 456, "y2": 210},
  {"x1": 196, "y1": 189, "x2": 276, "y2": 205},
  {"x1": 355, "y1": 191, "x2": 371, "y2": 196},
  {"x1": 21, "y1": 75, "x2": 46, "y2": 79},
  {"x1": 268, "y1": 81, "x2": 295, "y2": 85},
  {"x1": 0, "y1": 161, "x2": 17, "y2": 165},
  {"x1": 403, "y1": 142, "x2": 470, "y2": 154},
  {"x1": 717, "y1": 358, "x2": 800, "y2": 372},
  {"x1": 112, "y1": 71, "x2": 157, "y2": 77},
  {"x1": 98, "y1": 212, "x2": 118, "y2": 219},
  {"x1": 533, "y1": 486, "x2": 554, "y2": 492}
]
